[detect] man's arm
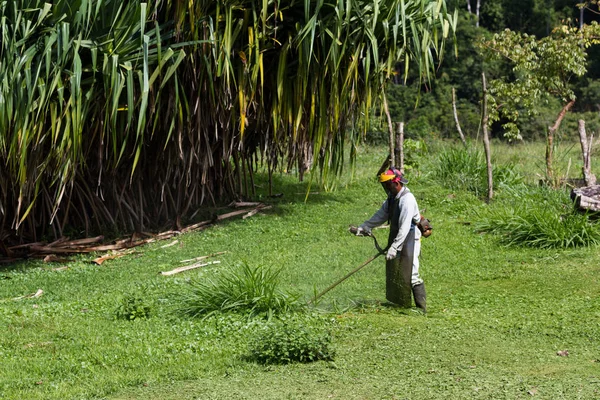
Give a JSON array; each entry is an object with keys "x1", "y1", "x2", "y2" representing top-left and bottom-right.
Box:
[{"x1": 359, "y1": 201, "x2": 389, "y2": 233}]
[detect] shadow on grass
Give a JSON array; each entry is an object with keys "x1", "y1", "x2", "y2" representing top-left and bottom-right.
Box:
[
  {"x1": 0, "y1": 171, "x2": 357, "y2": 270},
  {"x1": 183, "y1": 171, "x2": 356, "y2": 224},
  {"x1": 311, "y1": 298, "x2": 423, "y2": 316}
]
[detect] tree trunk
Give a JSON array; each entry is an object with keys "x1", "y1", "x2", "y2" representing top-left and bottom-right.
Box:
[
  {"x1": 546, "y1": 99, "x2": 575, "y2": 184},
  {"x1": 475, "y1": 0, "x2": 481, "y2": 27},
  {"x1": 481, "y1": 73, "x2": 493, "y2": 202},
  {"x1": 452, "y1": 87, "x2": 468, "y2": 147},
  {"x1": 578, "y1": 119, "x2": 596, "y2": 186},
  {"x1": 466, "y1": 0, "x2": 471, "y2": 14},
  {"x1": 382, "y1": 87, "x2": 396, "y2": 167},
  {"x1": 396, "y1": 122, "x2": 405, "y2": 172}
]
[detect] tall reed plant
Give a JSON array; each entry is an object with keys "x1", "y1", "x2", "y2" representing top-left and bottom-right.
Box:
[{"x1": 0, "y1": 0, "x2": 456, "y2": 240}]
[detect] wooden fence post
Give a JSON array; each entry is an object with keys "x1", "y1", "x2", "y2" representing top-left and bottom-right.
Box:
[
  {"x1": 578, "y1": 119, "x2": 596, "y2": 186},
  {"x1": 395, "y1": 122, "x2": 404, "y2": 172}
]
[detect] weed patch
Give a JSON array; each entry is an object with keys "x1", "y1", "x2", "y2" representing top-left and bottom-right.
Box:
[
  {"x1": 476, "y1": 185, "x2": 600, "y2": 248},
  {"x1": 433, "y1": 147, "x2": 522, "y2": 195},
  {"x1": 176, "y1": 262, "x2": 298, "y2": 318},
  {"x1": 114, "y1": 293, "x2": 153, "y2": 321},
  {"x1": 247, "y1": 313, "x2": 336, "y2": 364}
]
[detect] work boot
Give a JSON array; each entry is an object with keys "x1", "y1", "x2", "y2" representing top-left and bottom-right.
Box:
[{"x1": 412, "y1": 283, "x2": 426, "y2": 313}]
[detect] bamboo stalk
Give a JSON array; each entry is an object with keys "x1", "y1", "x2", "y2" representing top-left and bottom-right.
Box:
[{"x1": 161, "y1": 260, "x2": 221, "y2": 276}]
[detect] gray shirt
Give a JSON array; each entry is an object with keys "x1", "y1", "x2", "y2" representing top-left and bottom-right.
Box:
[{"x1": 360, "y1": 187, "x2": 421, "y2": 252}]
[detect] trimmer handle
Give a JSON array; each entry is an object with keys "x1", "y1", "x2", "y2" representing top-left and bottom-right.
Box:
[
  {"x1": 348, "y1": 225, "x2": 364, "y2": 236},
  {"x1": 348, "y1": 225, "x2": 385, "y2": 254}
]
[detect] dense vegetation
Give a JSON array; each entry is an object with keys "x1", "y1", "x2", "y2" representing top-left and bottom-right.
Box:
[
  {"x1": 380, "y1": 0, "x2": 600, "y2": 144},
  {"x1": 0, "y1": 0, "x2": 454, "y2": 241}
]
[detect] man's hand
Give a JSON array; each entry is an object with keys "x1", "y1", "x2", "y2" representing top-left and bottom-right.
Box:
[
  {"x1": 350, "y1": 226, "x2": 370, "y2": 236},
  {"x1": 386, "y1": 246, "x2": 397, "y2": 260}
]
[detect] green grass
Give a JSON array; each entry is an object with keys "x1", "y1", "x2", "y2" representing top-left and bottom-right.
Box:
[{"x1": 1, "y1": 141, "x2": 600, "y2": 399}]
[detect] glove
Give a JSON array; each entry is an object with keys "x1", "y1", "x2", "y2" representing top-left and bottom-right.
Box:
[
  {"x1": 386, "y1": 246, "x2": 397, "y2": 260},
  {"x1": 354, "y1": 226, "x2": 370, "y2": 236}
]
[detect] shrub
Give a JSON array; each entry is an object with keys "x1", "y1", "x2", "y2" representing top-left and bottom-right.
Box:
[
  {"x1": 177, "y1": 262, "x2": 298, "y2": 318},
  {"x1": 475, "y1": 185, "x2": 600, "y2": 249},
  {"x1": 433, "y1": 147, "x2": 522, "y2": 195},
  {"x1": 247, "y1": 313, "x2": 336, "y2": 364},
  {"x1": 115, "y1": 294, "x2": 152, "y2": 321},
  {"x1": 403, "y1": 138, "x2": 428, "y2": 172}
]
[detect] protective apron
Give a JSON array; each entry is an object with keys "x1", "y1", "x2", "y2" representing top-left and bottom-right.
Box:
[{"x1": 385, "y1": 195, "x2": 415, "y2": 307}]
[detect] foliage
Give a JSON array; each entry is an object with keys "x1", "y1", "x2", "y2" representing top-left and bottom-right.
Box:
[
  {"x1": 380, "y1": 3, "x2": 600, "y2": 145},
  {"x1": 114, "y1": 293, "x2": 153, "y2": 321},
  {"x1": 176, "y1": 262, "x2": 298, "y2": 319},
  {"x1": 432, "y1": 146, "x2": 523, "y2": 195},
  {"x1": 476, "y1": 184, "x2": 600, "y2": 248},
  {"x1": 478, "y1": 28, "x2": 591, "y2": 139},
  {"x1": 247, "y1": 313, "x2": 336, "y2": 364},
  {"x1": 403, "y1": 139, "x2": 428, "y2": 171},
  {"x1": 0, "y1": 0, "x2": 456, "y2": 240}
]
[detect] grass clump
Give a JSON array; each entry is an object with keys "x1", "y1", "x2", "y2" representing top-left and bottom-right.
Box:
[
  {"x1": 114, "y1": 293, "x2": 153, "y2": 320},
  {"x1": 433, "y1": 147, "x2": 522, "y2": 195},
  {"x1": 247, "y1": 313, "x2": 336, "y2": 364},
  {"x1": 177, "y1": 262, "x2": 298, "y2": 318},
  {"x1": 476, "y1": 184, "x2": 600, "y2": 248}
]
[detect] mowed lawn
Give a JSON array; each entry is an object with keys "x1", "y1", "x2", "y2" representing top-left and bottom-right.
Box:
[{"x1": 1, "y1": 142, "x2": 599, "y2": 399}]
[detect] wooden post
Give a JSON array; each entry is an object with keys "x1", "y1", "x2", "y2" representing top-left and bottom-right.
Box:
[
  {"x1": 481, "y1": 73, "x2": 493, "y2": 202},
  {"x1": 452, "y1": 88, "x2": 468, "y2": 147},
  {"x1": 546, "y1": 99, "x2": 575, "y2": 185},
  {"x1": 382, "y1": 87, "x2": 396, "y2": 166},
  {"x1": 578, "y1": 119, "x2": 596, "y2": 186},
  {"x1": 395, "y1": 122, "x2": 405, "y2": 172}
]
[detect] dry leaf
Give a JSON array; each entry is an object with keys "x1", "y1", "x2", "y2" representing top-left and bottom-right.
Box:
[
  {"x1": 556, "y1": 350, "x2": 569, "y2": 357},
  {"x1": 92, "y1": 250, "x2": 134, "y2": 265}
]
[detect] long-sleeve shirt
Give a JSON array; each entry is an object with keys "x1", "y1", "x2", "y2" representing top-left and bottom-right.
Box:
[{"x1": 360, "y1": 187, "x2": 421, "y2": 252}]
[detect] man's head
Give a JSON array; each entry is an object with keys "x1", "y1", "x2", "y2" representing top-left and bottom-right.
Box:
[{"x1": 379, "y1": 167, "x2": 407, "y2": 196}]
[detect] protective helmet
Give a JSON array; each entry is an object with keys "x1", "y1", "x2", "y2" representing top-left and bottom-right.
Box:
[{"x1": 379, "y1": 167, "x2": 408, "y2": 184}]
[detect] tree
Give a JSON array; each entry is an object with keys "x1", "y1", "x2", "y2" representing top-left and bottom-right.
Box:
[
  {"x1": 478, "y1": 23, "x2": 600, "y2": 183},
  {"x1": 0, "y1": 0, "x2": 456, "y2": 240}
]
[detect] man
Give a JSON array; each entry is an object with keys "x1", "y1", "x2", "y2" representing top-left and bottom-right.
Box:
[{"x1": 355, "y1": 167, "x2": 426, "y2": 312}]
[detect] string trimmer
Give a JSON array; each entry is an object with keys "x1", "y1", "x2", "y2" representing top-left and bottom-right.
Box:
[{"x1": 308, "y1": 226, "x2": 386, "y2": 305}]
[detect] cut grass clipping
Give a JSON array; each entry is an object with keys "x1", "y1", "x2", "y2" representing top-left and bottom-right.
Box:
[
  {"x1": 476, "y1": 184, "x2": 600, "y2": 248},
  {"x1": 247, "y1": 313, "x2": 336, "y2": 364},
  {"x1": 433, "y1": 147, "x2": 522, "y2": 195},
  {"x1": 177, "y1": 262, "x2": 298, "y2": 318}
]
